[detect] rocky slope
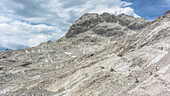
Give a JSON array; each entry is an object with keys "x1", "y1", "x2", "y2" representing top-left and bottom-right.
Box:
[{"x1": 0, "y1": 10, "x2": 170, "y2": 96}]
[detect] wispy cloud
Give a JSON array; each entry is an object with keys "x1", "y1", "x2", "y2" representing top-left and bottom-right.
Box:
[{"x1": 0, "y1": 0, "x2": 139, "y2": 50}]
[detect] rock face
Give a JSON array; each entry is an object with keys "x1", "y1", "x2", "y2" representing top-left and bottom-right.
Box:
[{"x1": 0, "y1": 10, "x2": 170, "y2": 96}]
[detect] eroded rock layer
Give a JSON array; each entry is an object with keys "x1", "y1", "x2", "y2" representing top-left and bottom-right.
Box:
[{"x1": 0, "y1": 10, "x2": 170, "y2": 96}]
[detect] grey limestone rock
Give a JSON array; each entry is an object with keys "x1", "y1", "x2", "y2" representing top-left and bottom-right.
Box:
[
  {"x1": 0, "y1": 10, "x2": 170, "y2": 96},
  {"x1": 117, "y1": 13, "x2": 149, "y2": 30},
  {"x1": 100, "y1": 12, "x2": 117, "y2": 23},
  {"x1": 65, "y1": 13, "x2": 105, "y2": 38}
]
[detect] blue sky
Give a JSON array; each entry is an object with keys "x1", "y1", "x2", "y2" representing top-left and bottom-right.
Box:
[
  {"x1": 122, "y1": 0, "x2": 170, "y2": 21},
  {"x1": 0, "y1": 0, "x2": 169, "y2": 52}
]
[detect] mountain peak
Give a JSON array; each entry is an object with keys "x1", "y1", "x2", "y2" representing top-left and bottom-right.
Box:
[
  {"x1": 0, "y1": 10, "x2": 170, "y2": 96},
  {"x1": 65, "y1": 12, "x2": 149, "y2": 38},
  {"x1": 100, "y1": 12, "x2": 117, "y2": 23},
  {"x1": 65, "y1": 13, "x2": 105, "y2": 38}
]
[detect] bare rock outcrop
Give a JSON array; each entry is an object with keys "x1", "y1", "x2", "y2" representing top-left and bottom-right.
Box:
[
  {"x1": 0, "y1": 10, "x2": 170, "y2": 96},
  {"x1": 65, "y1": 13, "x2": 105, "y2": 38}
]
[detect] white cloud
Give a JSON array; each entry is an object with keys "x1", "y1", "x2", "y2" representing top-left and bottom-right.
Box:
[
  {"x1": 0, "y1": 18, "x2": 63, "y2": 49},
  {"x1": 0, "y1": 0, "x2": 140, "y2": 50},
  {"x1": 0, "y1": 16, "x2": 11, "y2": 23},
  {"x1": 27, "y1": 34, "x2": 52, "y2": 47},
  {"x1": 122, "y1": 2, "x2": 133, "y2": 7}
]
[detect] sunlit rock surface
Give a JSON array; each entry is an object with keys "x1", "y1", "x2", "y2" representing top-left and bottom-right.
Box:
[{"x1": 0, "y1": 10, "x2": 170, "y2": 96}]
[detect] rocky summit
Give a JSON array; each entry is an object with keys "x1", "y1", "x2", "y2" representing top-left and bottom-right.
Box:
[{"x1": 0, "y1": 10, "x2": 170, "y2": 96}]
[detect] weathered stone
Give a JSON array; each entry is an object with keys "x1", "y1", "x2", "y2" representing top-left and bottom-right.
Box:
[
  {"x1": 0, "y1": 10, "x2": 170, "y2": 96},
  {"x1": 101, "y1": 12, "x2": 117, "y2": 23}
]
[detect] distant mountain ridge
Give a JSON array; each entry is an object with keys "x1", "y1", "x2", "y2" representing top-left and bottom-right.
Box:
[
  {"x1": 0, "y1": 10, "x2": 170, "y2": 96},
  {"x1": 65, "y1": 12, "x2": 149, "y2": 38}
]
